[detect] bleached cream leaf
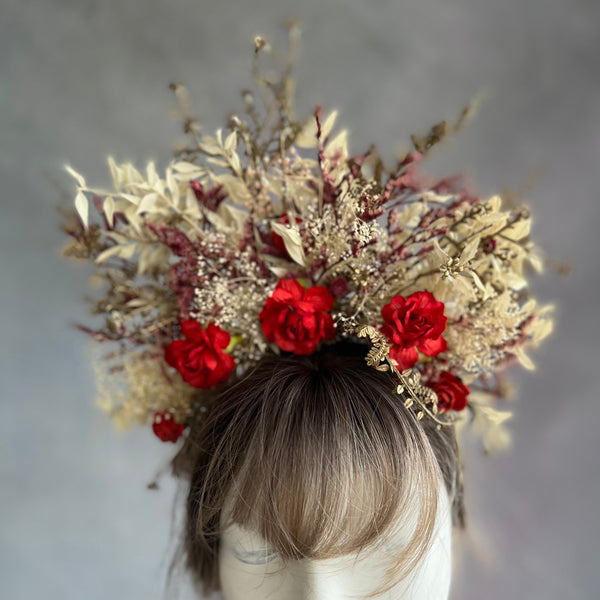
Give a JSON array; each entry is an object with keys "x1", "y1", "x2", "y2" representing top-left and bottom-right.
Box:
[
  {"x1": 460, "y1": 237, "x2": 480, "y2": 264},
  {"x1": 104, "y1": 231, "x2": 129, "y2": 244},
  {"x1": 530, "y1": 315, "x2": 554, "y2": 344},
  {"x1": 460, "y1": 373, "x2": 477, "y2": 385},
  {"x1": 474, "y1": 217, "x2": 509, "y2": 239},
  {"x1": 166, "y1": 168, "x2": 179, "y2": 201},
  {"x1": 452, "y1": 409, "x2": 471, "y2": 439},
  {"x1": 528, "y1": 248, "x2": 544, "y2": 272},
  {"x1": 137, "y1": 245, "x2": 153, "y2": 275},
  {"x1": 472, "y1": 407, "x2": 513, "y2": 453},
  {"x1": 75, "y1": 191, "x2": 89, "y2": 228},
  {"x1": 108, "y1": 156, "x2": 123, "y2": 189},
  {"x1": 104, "y1": 197, "x2": 115, "y2": 227},
  {"x1": 514, "y1": 346, "x2": 536, "y2": 371},
  {"x1": 265, "y1": 174, "x2": 283, "y2": 198},
  {"x1": 464, "y1": 391, "x2": 496, "y2": 405},
  {"x1": 172, "y1": 161, "x2": 203, "y2": 174},
  {"x1": 229, "y1": 151, "x2": 242, "y2": 176},
  {"x1": 119, "y1": 243, "x2": 138, "y2": 260},
  {"x1": 295, "y1": 117, "x2": 318, "y2": 148},
  {"x1": 522, "y1": 298, "x2": 537, "y2": 314},
  {"x1": 202, "y1": 203, "x2": 247, "y2": 238},
  {"x1": 271, "y1": 222, "x2": 307, "y2": 266},
  {"x1": 495, "y1": 291, "x2": 512, "y2": 314},
  {"x1": 203, "y1": 208, "x2": 228, "y2": 232},
  {"x1": 173, "y1": 169, "x2": 206, "y2": 184},
  {"x1": 431, "y1": 237, "x2": 450, "y2": 262},
  {"x1": 451, "y1": 275, "x2": 477, "y2": 301},
  {"x1": 537, "y1": 303, "x2": 555, "y2": 317},
  {"x1": 467, "y1": 270, "x2": 486, "y2": 293},
  {"x1": 95, "y1": 244, "x2": 125, "y2": 264},
  {"x1": 137, "y1": 193, "x2": 161, "y2": 214},
  {"x1": 483, "y1": 425, "x2": 512, "y2": 453},
  {"x1": 476, "y1": 405, "x2": 513, "y2": 426},
  {"x1": 421, "y1": 191, "x2": 454, "y2": 204},
  {"x1": 212, "y1": 174, "x2": 250, "y2": 205},
  {"x1": 486, "y1": 195, "x2": 502, "y2": 212},
  {"x1": 321, "y1": 110, "x2": 338, "y2": 140},
  {"x1": 206, "y1": 157, "x2": 230, "y2": 168},
  {"x1": 220, "y1": 203, "x2": 249, "y2": 231},
  {"x1": 198, "y1": 135, "x2": 222, "y2": 156},
  {"x1": 124, "y1": 163, "x2": 143, "y2": 185},
  {"x1": 184, "y1": 187, "x2": 201, "y2": 219},
  {"x1": 325, "y1": 130, "x2": 348, "y2": 159},
  {"x1": 120, "y1": 193, "x2": 141, "y2": 205},
  {"x1": 267, "y1": 264, "x2": 293, "y2": 278},
  {"x1": 65, "y1": 165, "x2": 86, "y2": 188},
  {"x1": 198, "y1": 143, "x2": 222, "y2": 156},
  {"x1": 146, "y1": 162, "x2": 159, "y2": 186},
  {"x1": 399, "y1": 202, "x2": 427, "y2": 229},
  {"x1": 479, "y1": 211, "x2": 508, "y2": 227},
  {"x1": 123, "y1": 207, "x2": 143, "y2": 236},
  {"x1": 224, "y1": 131, "x2": 237, "y2": 153},
  {"x1": 154, "y1": 245, "x2": 172, "y2": 267},
  {"x1": 504, "y1": 218, "x2": 531, "y2": 240},
  {"x1": 505, "y1": 272, "x2": 528, "y2": 291},
  {"x1": 125, "y1": 298, "x2": 147, "y2": 308},
  {"x1": 253, "y1": 227, "x2": 264, "y2": 251},
  {"x1": 261, "y1": 254, "x2": 294, "y2": 278}
]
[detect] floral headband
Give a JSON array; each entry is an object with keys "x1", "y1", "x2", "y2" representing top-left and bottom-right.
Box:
[{"x1": 62, "y1": 33, "x2": 553, "y2": 452}]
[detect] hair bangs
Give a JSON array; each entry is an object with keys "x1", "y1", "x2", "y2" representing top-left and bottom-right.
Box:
[{"x1": 217, "y1": 349, "x2": 439, "y2": 575}]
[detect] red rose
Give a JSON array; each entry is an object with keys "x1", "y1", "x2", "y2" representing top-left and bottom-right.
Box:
[
  {"x1": 381, "y1": 291, "x2": 447, "y2": 369},
  {"x1": 152, "y1": 410, "x2": 185, "y2": 443},
  {"x1": 259, "y1": 279, "x2": 336, "y2": 355},
  {"x1": 165, "y1": 321, "x2": 235, "y2": 388},
  {"x1": 429, "y1": 371, "x2": 469, "y2": 412}
]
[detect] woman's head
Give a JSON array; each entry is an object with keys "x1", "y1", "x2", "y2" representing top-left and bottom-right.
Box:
[{"x1": 174, "y1": 341, "x2": 463, "y2": 597}]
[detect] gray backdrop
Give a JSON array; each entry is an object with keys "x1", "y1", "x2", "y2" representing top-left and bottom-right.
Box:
[{"x1": 2, "y1": 0, "x2": 599, "y2": 598}]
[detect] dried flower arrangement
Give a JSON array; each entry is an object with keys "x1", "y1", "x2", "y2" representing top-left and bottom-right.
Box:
[{"x1": 62, "y1": 29, "x2": 553, "y2": 452}]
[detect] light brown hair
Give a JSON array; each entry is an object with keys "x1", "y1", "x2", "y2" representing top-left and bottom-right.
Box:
[{"x1": 172, "y1": 340, "x2": 464, "y2": 596}]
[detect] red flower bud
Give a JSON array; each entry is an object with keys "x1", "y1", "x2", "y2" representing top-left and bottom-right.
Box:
[
  {"x1": 152, "y1": 410, "x2": 185, "y2": 443},
  {"x1": 429, "y1": 371, "x2": 469, "y2": 412},
  {"x1": 328, "y1": 277, "x2": 350, "y2": 298}
]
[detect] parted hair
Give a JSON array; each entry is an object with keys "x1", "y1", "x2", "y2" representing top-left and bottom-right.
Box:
[{"x1": 172, "y1": 340, "x2": 464, "y2": 596}]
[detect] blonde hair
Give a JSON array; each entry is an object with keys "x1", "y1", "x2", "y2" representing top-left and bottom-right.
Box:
[{"x1": 173, "y1": 341, "x2": 463, "y2": 596}]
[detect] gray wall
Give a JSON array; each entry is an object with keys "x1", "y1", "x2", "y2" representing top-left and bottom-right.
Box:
[{"x1": 2, "y1": 0, "x2": 599, "y2": 598}]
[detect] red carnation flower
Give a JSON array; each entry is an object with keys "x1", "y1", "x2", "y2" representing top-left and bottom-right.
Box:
[
  {"x1": 381, "y1": 291, "x2": 447, "y2": 369},
  {"x1": 152, "y1": 410, "x2": 185, "y2": 443},
  {"x1": 165, "y1": 321, "x2": 235, "y2": 388},
  {"x1": 429, "y1": 371, "x2": 470, "y2": 412},
  {"x1": 259, "y1": 279, "x2": 336, "y2": 355}
]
